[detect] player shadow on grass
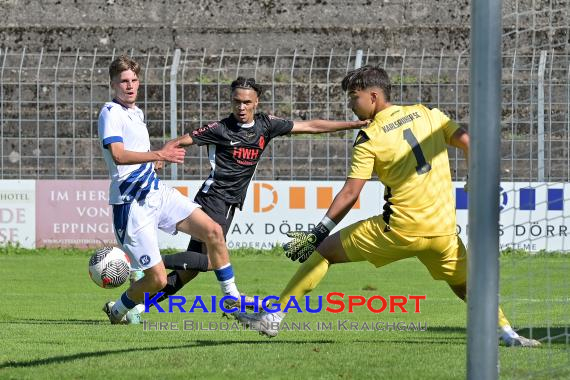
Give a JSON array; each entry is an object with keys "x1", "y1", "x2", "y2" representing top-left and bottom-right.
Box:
[
  {"x1": 0, "y1": 340, "x2": 335, "y2": 369},
  {"x1": 0, "y1": 318, "x2": 108, "y2": 325}
]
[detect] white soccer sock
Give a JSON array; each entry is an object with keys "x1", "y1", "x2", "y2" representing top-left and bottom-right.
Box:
[
  {"x1": 500, "y1": 325, "x2": 519, "y2": 340},
  {"x1": 220, "y1": 278, "x2": 240, "y2": 299},
  {"x1": 214, "y1": 263, "x2": 240, "y2": 298},
  {"x1": 111, "y1": 292, "x2": 137, "y2": 319},
  {"x1": 111, "y1": 299, "x2": 129, "y2": 319},
  {"x1": 134, "y1": 304, "x2": 146, "y2": 314}
]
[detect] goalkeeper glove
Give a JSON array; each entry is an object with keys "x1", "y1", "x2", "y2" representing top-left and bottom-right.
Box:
[{"x1": 283, "y1": 222, "x2": 331, "y2": 263}]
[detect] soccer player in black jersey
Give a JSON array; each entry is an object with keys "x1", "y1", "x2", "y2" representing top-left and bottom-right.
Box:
[{"x1": 153, "y1": 77, "x2": 369, "y2": 305}]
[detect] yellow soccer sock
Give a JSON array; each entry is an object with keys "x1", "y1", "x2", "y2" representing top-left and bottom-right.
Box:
[
  {"x1": 499, "y1": 306, "x2": 519, "y2": 338},
  {"x1": 498, "y1": 306, "x2": 522, "y2": 341},
  {"x1": 450, "y1": 282, "x2": 512, "y2": 331},
  {"x1": 276, "y1": 252, "x2": 330, "y2": 311},
  {"x1": 498, "y1": 306, "x2": 511, "y2": 329}
]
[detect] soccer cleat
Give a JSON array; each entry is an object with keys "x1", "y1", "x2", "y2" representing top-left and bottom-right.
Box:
[
  {"x1": 221, "y1": 294, "x2": 264, "y2": 318},
  {"x1": 125, "y1": 308, "x2": 141, "y2": 325},
  {"x1": 500, "y1": 335, "x2": 541, "y2": 347},
  {"x1": 240, "y1": 293, "x2": 264, "y2": 311},
  {"x1": 223, "y1": 294, "x2": 264, "y2": 311},
  {"x1": 224, "y1": 299, "x2": 240, "y2": 316},
  {"x1": 221, "y1": 296, "x2": 241, "y2": 318},
  {"x1": 235, "y1": 311, "x2": 282, "y2": 338},
  {"x1": 102, "y1": 301, "x2": 127, "y2": 325}
]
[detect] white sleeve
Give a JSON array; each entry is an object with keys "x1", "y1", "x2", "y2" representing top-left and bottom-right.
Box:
[{"x1": 98, "y1": 105, "x2": 124, "y2": 148}]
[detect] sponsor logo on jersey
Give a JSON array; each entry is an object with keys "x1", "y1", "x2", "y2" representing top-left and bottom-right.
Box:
[{"x1": 233, "y1": 147, "x2": 261, "y2": 165}]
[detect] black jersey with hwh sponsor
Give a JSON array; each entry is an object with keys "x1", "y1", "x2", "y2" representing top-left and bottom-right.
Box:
[{"x1": 190, "y1": 113, "x2": 294, "y2": 207}]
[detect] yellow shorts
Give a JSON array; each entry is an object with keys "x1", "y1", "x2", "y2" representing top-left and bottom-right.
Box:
[{"x1": 340, "y1": 216, "x2": 467, "y2": 285}]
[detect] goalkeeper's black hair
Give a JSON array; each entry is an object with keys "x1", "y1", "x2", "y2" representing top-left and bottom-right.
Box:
[
  {"x1": 341, "y1": 65, "x2": 391, "y2": 101},
  {"x1": 231, "y1": 76, "x2": 262, "y2": 97}
]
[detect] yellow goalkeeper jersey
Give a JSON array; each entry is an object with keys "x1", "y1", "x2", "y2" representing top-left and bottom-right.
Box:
[{"x1": 349, "y1": 104, "x2": 460, "y2": 236}]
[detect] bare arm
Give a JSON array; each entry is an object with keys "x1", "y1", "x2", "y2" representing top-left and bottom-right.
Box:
[
  {"x1": 291, "y1": 119, "x2": 370, "y2": 134},
  {"x1": 108, "y1": 134, "x2": 192, "y2": 165},
  {"x1": 324, "y1": 178, "x2": 368, "y2": 224},
  {"x1": 449, "y1": 127, "x2": 469, "y2": 165},
  {"x1": 175, "y1": 133, "x2": 195, "y2": 147}
]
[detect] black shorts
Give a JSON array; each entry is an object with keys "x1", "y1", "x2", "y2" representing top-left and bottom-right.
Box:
[{"x1": 188, "y1": 193, "x2": 238, "y2": 252}]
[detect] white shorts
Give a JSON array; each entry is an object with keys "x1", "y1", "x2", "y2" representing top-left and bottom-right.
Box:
[{"x1": 112, "y1": 182, "x2": 200, "y2": 270}]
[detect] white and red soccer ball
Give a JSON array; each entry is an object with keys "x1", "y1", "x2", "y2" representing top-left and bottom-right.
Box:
[{"x1": 88, "y1": 247, "x2": 130, "y2": 289}]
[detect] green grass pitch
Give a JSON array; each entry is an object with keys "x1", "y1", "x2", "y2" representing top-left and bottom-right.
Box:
[{"x1": 1, "y1": 248, "x2": 568, "y2": 379}]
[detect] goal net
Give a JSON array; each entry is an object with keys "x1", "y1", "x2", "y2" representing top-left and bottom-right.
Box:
[{"x1": 498, "y1": 0, "x2": 569, "y2": 376}]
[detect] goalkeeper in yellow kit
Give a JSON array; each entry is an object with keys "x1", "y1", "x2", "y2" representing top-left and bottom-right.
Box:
[{"x1": 236, "y1": 65, "x2": 540, "y2": 347}]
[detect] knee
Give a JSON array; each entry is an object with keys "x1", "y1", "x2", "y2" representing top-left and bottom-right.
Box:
[
  {"x1": 146, "y1": 271, "x2": 168, "y2": 292},
  {"x1": 203, "y1": 222, "x2": 225, "y2": 247},
  {"x1": 448, "y1": 282, "x2": 467, "y2": 301}
]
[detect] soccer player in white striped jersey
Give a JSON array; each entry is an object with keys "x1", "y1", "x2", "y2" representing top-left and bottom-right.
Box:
[{"x1": 98, "y1": 55, "x2": 243, "y2": 324}]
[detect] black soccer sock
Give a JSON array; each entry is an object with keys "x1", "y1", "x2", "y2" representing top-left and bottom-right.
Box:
[
  {"x1": 161, "y1": 250, "x2": 209, "y2": 272},
  {"x1": 149, "y1": 271, "x2": 186, "y2": 305},
  {"x1": 187, "y1": 238, "x2": 205, "y2": 254}
]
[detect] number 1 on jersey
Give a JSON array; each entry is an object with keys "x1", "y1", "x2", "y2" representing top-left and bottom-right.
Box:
[{"x1": 403, "y1": 128, "x2": 432, "y2": 175}]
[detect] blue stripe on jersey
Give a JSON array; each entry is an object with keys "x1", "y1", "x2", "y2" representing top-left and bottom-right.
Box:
[
  {"x1": 119, "y1": 163, "x2": 149, "y2": 194},
  {"x1": 135, "y1": 171, "x2": 157, "y2": 202},
  {"x1": 122, "y1": 164, "x2": 155, "y2": 201},
  {"x1": 112, "y1": 203, "x2": 131, "y2": 245},
  {"x1": 118, "y1": 163, "x2": 153, "y2": 202},
  {"x1": 102, "y1": 136, "x2": 123, "y2": 148}
]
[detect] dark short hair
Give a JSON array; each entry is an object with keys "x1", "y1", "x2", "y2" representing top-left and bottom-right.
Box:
[
  {"x1": 231, "y1": 76, "x2": 262, "y2": 96},
  {"x1": 341, "y1": 65, "x2": 391, "y2": 101},
  {"x1": 109, "y1": 55, "x2": 141, "y2": 82}
]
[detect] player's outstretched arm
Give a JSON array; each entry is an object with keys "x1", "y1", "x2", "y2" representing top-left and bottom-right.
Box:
[
  {"x1": 449, "y1": 127, "x2": 469, "y2": 163},
  {"x1": 284, "y1": 178, "x2": 366, "y2": 262},
  {"x1": 107, "y1": 138, "x2": 187, "y2": 165},
  {"x1": 290, "y1": 119, "x2": 370, "y2": 134},
  {"x1": 154, "y1": 134, "x2": 195, "y2": 171},
  {"x1": 171, "y1": 133, "x2": 194, "y2": 147},
  {"x1": 449, "y1": 127, "x2": 469, "y2": 191}
]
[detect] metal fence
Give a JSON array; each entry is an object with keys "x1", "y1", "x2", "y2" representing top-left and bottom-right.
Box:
[{"x1": 0, "y1": 48, "x2": 569, "y2": 181}]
